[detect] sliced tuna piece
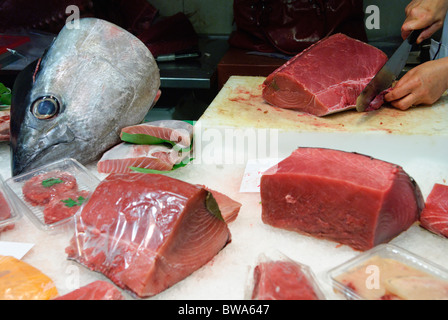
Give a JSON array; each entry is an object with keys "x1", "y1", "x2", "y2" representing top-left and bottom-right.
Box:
[
  {"x1": 54, "y1": 280, "x2": 125, "y2": 300},
  {"x1": 97, "y1": 142, "x2": 190, "y2": 174},
  {"x1": 251, "y1": 260, "x2": 322, "y2": 300},
  {"x1": 43, "y1": 189, "x2": 90, "y2": 225},
  {"x1": 262, "y1": 34, "x2": 388, "y2": 116},
  {"x1": 419, "y1": 183, "x2": 448, "y2": 238},
  {"x1": 22, "y1": 171, "x2": 78, "y2": 206},
  {"x1": 260, "y1": 148, "x2": 424, "y2": 251},
  {"x1": 121, "y1": 120, "x2": 193, "y2": 148},
  {"x1": 65, "y1": 173, "x2": 231, "y2": 298},
  {"x1": 0, "y1": 110, "x2": 10, "y2": 142}
]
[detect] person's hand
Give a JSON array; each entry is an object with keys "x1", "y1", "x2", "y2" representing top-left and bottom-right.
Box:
[
  {"x1": 401, "y1": 0, "x2": 448, "y2": 43},
  {"x1": 384, "y1": 57, "x2": 448, "y2": 110}
]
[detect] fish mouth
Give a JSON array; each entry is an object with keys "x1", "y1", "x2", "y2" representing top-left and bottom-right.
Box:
[{"x1": 12, "y1": 125, "x2": 80, "y2": 176}]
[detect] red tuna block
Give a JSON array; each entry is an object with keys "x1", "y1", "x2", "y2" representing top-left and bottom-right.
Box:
[
  {"x1": 251, "y1": 260, "x2": 322, "y2": 300},
  {"x1": 420, "y1": 183, "x2": 448, "y2": 238},
  {"x1": 260, "y1": 148, "x2": 424, "y2": 251},
  {"x1": 54, "y1": 280, "x2": 124, "y2": 300},
  {"x1": 66, "y1": 173, "x2": 231, "y2": 298},
  {"x1": 262, "y1": 34, "x2": 388, "y2": 116}
]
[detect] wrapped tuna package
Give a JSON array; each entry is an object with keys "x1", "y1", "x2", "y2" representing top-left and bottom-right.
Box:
[{"x1": 65, "y1": 173, "x2": 231, "y2": 298}]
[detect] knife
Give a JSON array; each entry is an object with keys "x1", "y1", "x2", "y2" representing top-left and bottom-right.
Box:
[{"x1": 356, "y1": 29, "x2": 423, "y2": 112}]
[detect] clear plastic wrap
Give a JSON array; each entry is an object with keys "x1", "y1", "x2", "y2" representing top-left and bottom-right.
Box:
[
  {"x1": 65, "y1": 173, "x2": 231, "y2": 298},
  {"x1": 246, "y1": 251, "x2": 325, "y2": 300},
  {"x1": 4, "y1": 158, "x2": 100, "y2": 232}
]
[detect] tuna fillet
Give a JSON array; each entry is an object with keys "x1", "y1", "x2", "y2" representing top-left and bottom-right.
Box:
[
  {"x1": 419, "y1": 183, "x2": 448, "y2": 238},
  {"x1": 121, "y1": 120, "x2": 193, "y2": 148},
  {"x1": 262, "y1": 34, "x2": 388, "y2": 116},
  {"x1": 97, "y1": 142, "x2": 190, "y2": 173},
  {"x1": 251, "y1": 260, "x2": 322, "y2": 300},
  {"x1": 65, "y1": 173, "x2": 231, "y2": 298},
  {"x1": 260, "y1": 148, "x2": 424, "y2": 251}
]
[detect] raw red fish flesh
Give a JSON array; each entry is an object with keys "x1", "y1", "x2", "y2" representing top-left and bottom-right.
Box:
[
  {"x1": 251, "y1": 260, "x2": 321, "y2": 300},
  {"x1": 199, "y1": 185, "x2": 241, "y2": 223},
  {"x1": 97, "y1": 143, "x2": 190, "y2": 173},
  {"x1": 0, "y1": 110, "x2": 9, "y2": 142},
  {"x1": 121, "y1": 120, "x2": 193, "y2": 148},
  {"x1": 65, "y1": 173, "x2": 231, "y2": 298},
  {"x1": 262, "y1": 34, "x2": 388, "y2": 116},
  {"x1": 260, "y1": 148, "x2": 424, "y2": 251},
  {"x1": 419, "y1": 183, "x2": 448, "y2": 238},
  {"x1": 43, "y1": 189, "x2": 89, "y2": 225},
  {"x1": 54, "y1": 280, "x2": 125, "y2": 300},
  {"x1": 0, "y1": 191, "x2": 13, "y2": 232},
  {"x1": 22, "y1": 171, "x2": 77, "y2": 206}
]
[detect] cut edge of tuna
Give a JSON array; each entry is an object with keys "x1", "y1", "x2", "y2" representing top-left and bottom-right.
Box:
[{"x1": 260, "y1": 147, "x2": 424, "y2": 251}]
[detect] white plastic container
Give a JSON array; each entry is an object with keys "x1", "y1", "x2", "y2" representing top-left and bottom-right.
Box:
[
  {"x1": 327, "y1": 244, "x2": 448, "y2": 300},
  {"x1": 4, "y1": 158, "x2": 100, "y2": 233}
]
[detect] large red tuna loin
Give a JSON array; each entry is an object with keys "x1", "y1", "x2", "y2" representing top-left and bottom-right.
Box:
[
  {"x1": 262, "y1": 34, "x2": 388, "y2": 116},
  {"x1": 65, "y1": 173, "x2": 231, "y2": 298},
  {"x1": 419, "y1": 183, "x2": 448, "y2": 238},
  {"x1": 260, "y1": 148, "x2": 424, "y2": 251},
  {"x1": 97, "y1": 142, "x2": 189, "y2": 173}
]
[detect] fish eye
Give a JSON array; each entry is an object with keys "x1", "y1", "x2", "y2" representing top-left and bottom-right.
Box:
[{"x1": 31, "y1": 96, "x2": 60, "y2": 120}]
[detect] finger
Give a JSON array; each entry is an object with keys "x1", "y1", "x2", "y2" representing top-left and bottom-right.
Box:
[
  {"x1": 384, "y1": 82, "x2": 413, "y2": 102},
  {"x1": 390, "y1": 93, "x2": 418, "y2": 110},
  {"x1": 417, "y1": 23, "x2": 442, "y2": 43}
]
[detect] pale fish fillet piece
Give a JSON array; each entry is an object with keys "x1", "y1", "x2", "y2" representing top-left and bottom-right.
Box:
[
  {"x1": 97, "y1": 142, "x2": 190, "y2": 173},
  {"x1": 121, "y1": 120, "x2": 193, "y2": 148}
]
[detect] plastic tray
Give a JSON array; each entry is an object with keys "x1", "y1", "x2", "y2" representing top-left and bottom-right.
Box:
[
  {"x1": 4, "y1": 158, "x2": 100, "y2": 232},
  {"x1": 0, "y1": 174, "x2": 22, "y2": 232},
  {"x1": 327, "y1": 244, "x2": 448, "y2": 300},
  {"x1": 246, "y1": 251, "x2": 326, "y2": 300}
]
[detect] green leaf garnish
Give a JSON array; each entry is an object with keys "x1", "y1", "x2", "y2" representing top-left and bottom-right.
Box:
[
  {"x1": 121, "y1": 132, "x2": 175, "y2": 146},
  {"x1": 61, "y1": 196, "x2": 86, "y2": 208},
  {"x1": 205, "y1": 192, "x2": 224, "y2": 222},
  {"x1": 42, "y1": 178, "x2": 64, "y2": 187},
  {"x1": 0, "y1": 82, "x2": 11, "y2": 107}
]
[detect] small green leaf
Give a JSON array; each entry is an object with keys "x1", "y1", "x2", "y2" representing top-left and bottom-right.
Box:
[
  {"x1": 61, "y1": 196, "x2": 86, "y2": 208},
  {"x1": 42, "y1": 178, "x2": 64, "y2": 188},
  {"x1": 205, "y1": 192, "x2": 224, "y2": 222},
  {"x1": 129, "y1": 157, "x2": 194, "y2": 174},
  {"x1": 121, "y1": 132, "x2": 174, "y2": 146}
]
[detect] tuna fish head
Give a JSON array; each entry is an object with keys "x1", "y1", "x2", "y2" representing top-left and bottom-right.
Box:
[{"x1": 10, "y1": 18, "x2": 160, "y2": 176}]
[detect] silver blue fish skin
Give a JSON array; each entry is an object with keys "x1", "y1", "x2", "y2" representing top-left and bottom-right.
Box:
[{"x1": 10, "y1": 18, "x2": 160, "y2": 176}]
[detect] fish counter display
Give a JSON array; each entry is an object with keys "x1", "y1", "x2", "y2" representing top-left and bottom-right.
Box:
[{"x1": 1, "y1": 18, "x2": 448, "y2": 301}]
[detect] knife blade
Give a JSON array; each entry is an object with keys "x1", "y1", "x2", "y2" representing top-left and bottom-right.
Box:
[{"x1": 356, "y1": 29, "x2": 423, "y2": 112}]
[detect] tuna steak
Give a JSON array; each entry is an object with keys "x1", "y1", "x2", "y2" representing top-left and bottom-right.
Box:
[
  {"x1": 260, "y1": 148, "x2": 424, "y2": 251},
  {"x1": 262, "y1": 34, "x2": 388, "y2": 116},
  {"x1": 10, "y1": 18, "x2": 160, "y2": 176},
  {"x1": 419, "y1": 183, "x2": 448, "y2": 238},
  {"x1": 65, "y1": 173, "x2": 231, "y2": 298}
]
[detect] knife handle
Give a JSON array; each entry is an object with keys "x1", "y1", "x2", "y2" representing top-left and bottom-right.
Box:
[{"x1": 408, "y1": 29, "x2": 424, "y2": 45}]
